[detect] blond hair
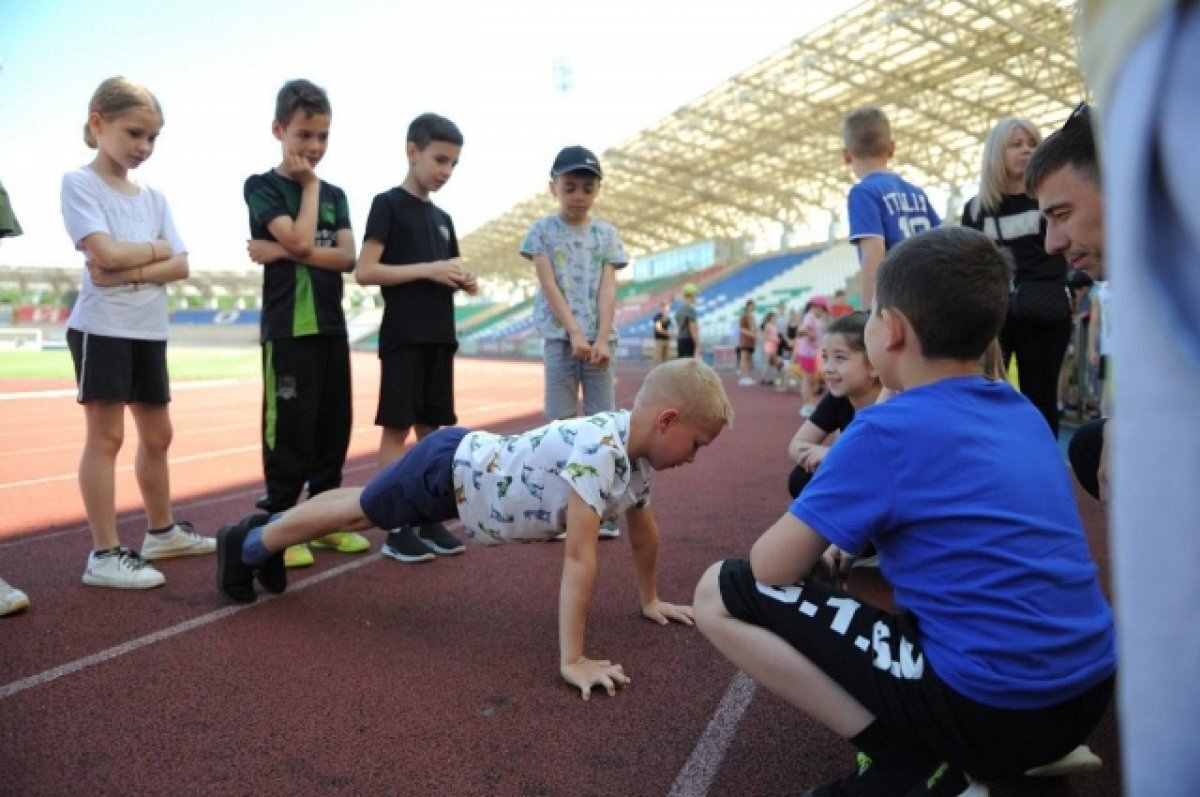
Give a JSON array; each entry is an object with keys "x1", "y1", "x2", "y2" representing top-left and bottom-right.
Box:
[
  {"x1": 978, "y1": 338, "x2": 1007, "y2": 381},
  {"x1": 842, "y1": 107, "x2": 892, "y2": 158},
  {"x1": 83, "y1": 77, "x2": 163, "y2": 149},
  {"x1": 633, "y1": 359, "x2": 734, "y2": 428},
  {"x1": 972, "y1": 117, "x2": 1042, "y2": 217}
]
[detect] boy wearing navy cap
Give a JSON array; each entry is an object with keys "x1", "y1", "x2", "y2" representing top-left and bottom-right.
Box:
[{"x1": 520, "y1": 146, "x2": 628, "y2": 537}]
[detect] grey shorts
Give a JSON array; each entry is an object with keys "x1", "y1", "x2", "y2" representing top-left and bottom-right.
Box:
[{"x1": 542, "y1": 338, "x2": 615, "y2": 419}]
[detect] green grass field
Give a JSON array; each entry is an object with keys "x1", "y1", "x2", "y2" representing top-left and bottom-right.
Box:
[{"x1": 0, "y1": 347, "x2": 261, "y2": 382}]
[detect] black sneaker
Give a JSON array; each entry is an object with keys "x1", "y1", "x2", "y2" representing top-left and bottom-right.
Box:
[
  {"x1": 254, "y1": 494, "x2": 290, "y2": 514},
  {"x1": 217, "y1": 520, "x2": 258, "y2": 604},
  {"x1": 381, "y1": 527, "x2": 436, "y2": 563},
  {"x1": 418, "y1": 523, "x2": 465, "y2": 555},
  {"x1": 903, "y1": 762, "x2": 985, "y2": 797},
  {"x1": 238, "y1": 513, "x2": 287, "y2": 595}
]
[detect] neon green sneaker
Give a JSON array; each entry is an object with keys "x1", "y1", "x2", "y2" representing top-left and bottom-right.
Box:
[
  {"x1": 311, "y1": 531, "x2": 371, "y2": 553},
  {"x1": 283, "y1": 543, "x2": 314, "y2": 568}
]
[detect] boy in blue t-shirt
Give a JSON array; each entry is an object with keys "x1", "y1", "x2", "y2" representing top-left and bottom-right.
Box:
[
  {"x1": 843, "y1": 107, "x2": 939, "y2": 310},
  {"x1": 694, "y1": 226, "x2": 1115, "y2": 797}
]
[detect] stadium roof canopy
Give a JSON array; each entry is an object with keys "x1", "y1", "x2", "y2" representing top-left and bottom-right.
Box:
[{"x1": 461, "y1": 0, "x2": 1086, "y2": 282}]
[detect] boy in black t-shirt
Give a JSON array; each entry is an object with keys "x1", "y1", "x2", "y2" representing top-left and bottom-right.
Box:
[
  {"x1": 355, "y1": 113, "x2": 478, "y2": 564},
  {"x1": 244, "y1": 79, "x2": 367, "y2": 568}
]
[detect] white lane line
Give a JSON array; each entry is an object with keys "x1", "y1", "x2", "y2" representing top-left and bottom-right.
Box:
[
  {"x1": 0, "y1": 379, "x2": 244, "y2": 402},
  {"x1": 0, "y1": 553, "x2": 378, "y2": 701},
  {"x1": 666, "y1": 671, "x2": 757, "y2": 797}
]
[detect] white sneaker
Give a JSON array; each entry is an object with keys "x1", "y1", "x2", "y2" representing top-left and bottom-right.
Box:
[
  {"x1": 737, "y1": 377, "x2": 755, "y2": 386},
  {"x1": 599, "y1": 522, "x2": 621, "y2": 539},
  {"x1": 0, "y1": 577, "x2": 29, "y2": 616},
  {"x1": 82, "y1": 547, "x2": 165, "y2": 589},
  {"x1": 1025, "y1": 744, "x2": 1103, "y2": 777},
  {"x1": 140, "y1": 521, "x2": 216, "y2": 560}
]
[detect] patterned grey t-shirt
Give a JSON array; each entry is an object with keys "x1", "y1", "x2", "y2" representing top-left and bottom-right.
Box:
[
  {"x1": 520, "y1": 214, "x2": 628, "y2": 341},
  {"x1": 452, "y1": 410, "x2": 651, "y2": 545}
]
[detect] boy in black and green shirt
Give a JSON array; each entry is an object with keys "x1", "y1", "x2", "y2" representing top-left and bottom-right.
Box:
[{"x1": 243, "y1": 78, "x2": 367, "y2": 567}]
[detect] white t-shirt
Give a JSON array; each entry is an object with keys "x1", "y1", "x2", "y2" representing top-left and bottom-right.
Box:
[
  {"x1": 1094, "y1": 281, "x2": 1114, "y2": 356},
  {"x1": 452, "y1": 410, "x2": 652, "y2": 545},
  {"x1": 61, "y1": 165, "x2": 186, "y2": 340}
]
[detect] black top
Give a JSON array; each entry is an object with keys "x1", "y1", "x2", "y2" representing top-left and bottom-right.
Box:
[
  {"x1": 961, "y1": 193, "x2": 1067, "y2": 285},
  {"x1": 809, "y1": 392, "x2": 856, "y2": 434},
  {"x1": 363, "y1": 187, "x2": 460, "y2": 352},
  {"x1": 244, "y1": 171, "x2": 351, "y2": 342},
  {"x1": 652, "y1": 311, "x2": 672, "y2": 340}
]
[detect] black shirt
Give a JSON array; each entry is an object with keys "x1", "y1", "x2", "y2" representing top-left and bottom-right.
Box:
[
  {"x1": 961, "y1": 193, "x2": 1067, "y2": 285},
  {"x1": 363, "y1": 187, "x2": 460, "y2": 352},
  {"x1": 809, "y1": 392, "x2": 857, "y2": 434}
]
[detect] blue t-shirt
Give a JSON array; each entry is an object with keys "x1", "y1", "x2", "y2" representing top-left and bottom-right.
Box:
[
  {"x1": 791, "y1": 376, "x2": 1115, "y2": 709},
  {"x1": 847, "y1": 171, "x2": 940, "y2": 250}
]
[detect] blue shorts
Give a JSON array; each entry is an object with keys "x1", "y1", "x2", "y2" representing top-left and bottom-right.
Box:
[{"x1": 359, "y1": 427, "x2": 468, "y2": 530}]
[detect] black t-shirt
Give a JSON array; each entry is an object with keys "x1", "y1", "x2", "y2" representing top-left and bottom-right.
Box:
[
  {"x1": 364, "y1": 187, "x2": 460, "y2": 352},
  {"x1": 244, "y1": 171, "x2": 351, "y2": 343},
  {"x1": 808, "y1": 392, "x2": 856, "y2": 434},
  {"x1": 961, "y1": 193, "x2": 1067, "y2": 285},
  {"x1": 652, "y1": 312, "x2": 672, "y2": 340}
]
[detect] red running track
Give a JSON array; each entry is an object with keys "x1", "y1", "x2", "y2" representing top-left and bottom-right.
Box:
[{"x1": 0, "y1": 356, "x2": 1121, "y2": 796}]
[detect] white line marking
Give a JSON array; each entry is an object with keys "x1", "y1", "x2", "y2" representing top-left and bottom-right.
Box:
[
  {"x1": 0, "y1": 553, "x2": 378, "y2": 701},
  {"x1": 666, "y1": 671, "x2": 757, "y2": 797},
  {"x1": 0, "y1": 379, "x2": 243, "y2": 402}
]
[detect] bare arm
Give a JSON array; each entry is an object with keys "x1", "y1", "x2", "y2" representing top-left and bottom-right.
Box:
[
  {"x1": 88, "y1": 253, "x2": 189, "y2": 288},
  {"x1": 749, "y1": 511, "x2": 832, "y2": 586},
  {"x1": 354, "y1": 239, "x2": 465, "y2": 288},
  {"x1": 855, "y1": 237, "x2": 886, "y2": 310},
  {"x1": 626, "y1": 505, "x2": 694, "y2": 626},
  {"x1": 78, "y1": 232, "x2": 173, "y2": 272},
  {"x1": 591, "y1": 265, "x2": 618, "y2": 367},
  {"x1": 263, "y1": 168, "x2": 320, "y2": 261},
  {"x1": 559, "y1": 491, "x2": 629, "y2": 700},
  {"x1": 787, "y1": 421, "x2": 833, "y2": 463},
  {"x1": 533, "y1": 254, "x2": 590, "y2": 359},
  {"x1": 249, "y1": 228, "x2": 355, "y2": 273}
]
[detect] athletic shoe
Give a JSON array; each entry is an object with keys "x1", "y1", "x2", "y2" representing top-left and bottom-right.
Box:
[
  {"x1": 311, "y1": 531, "x2": 372, "y2": 553},
  {"x1": 803, "y1": 754, "x2": 987, "y2": 797},
  {"x1": 82, "y1": 547, "x2": 165, "y2": 590},
  {"x1": 233, "y1": 513, "x2": 286, "y2": 595},
  {"x1": 381, "y1": 528, "x2": 436, "y2": 563},
  {"x1": 1024, "y1": 744, "x2": 1102, "y2": 777},
  {"x1": 283, "y1": 543, "x2": 314, "y2": 568},
  {"x1": 418, "y1": 523, "x2": 465, "y2": 555},
  {"x1": 0, "y1": 578, "x2": 30, "y2": 616},
  {"x1": 140, "y1": 521, "x2": 216, "y2": 560},
  {"x1": 737, "y1": 377, "x2": 755, "y2": 386},
  {"x1": 598, "y1": 521, "x2": 621, "y2": 539},
  {"x1": 216, "y1": 521, "x2": 257, "y2": 604},
  {"x1": 254, "y1": 494, "x2": 289, "y2": 514}
]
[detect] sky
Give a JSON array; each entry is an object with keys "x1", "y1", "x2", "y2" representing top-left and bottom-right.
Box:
[{"x1": 0, "y1": 0, "x2": 863, "y2": 272}]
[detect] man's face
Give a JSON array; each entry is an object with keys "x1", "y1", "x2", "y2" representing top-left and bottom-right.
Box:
[{"x1": 1037, "y1": 164, "x2": 1105, "y2": 280}]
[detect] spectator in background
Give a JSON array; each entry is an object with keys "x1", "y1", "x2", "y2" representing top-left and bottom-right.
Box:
[
  {"x1": 675, "y1": 282, "x2": 700, "y2": 359},
  {"x1": 736, "y1": 299, "x2": 757, "y2": 386},
  {"x1": 651, "y1": 299, "x2": 673, "y2": 365},
  {"x1": 829, "y1": 289, "x2": 854, "y2": 318}
]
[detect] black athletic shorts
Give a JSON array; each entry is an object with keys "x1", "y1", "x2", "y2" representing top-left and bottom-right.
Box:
[
  {"x1": 375, "y1": 343, "x2": 458, "y2": 429},
  {"x1": 716, "y1": 558, "x2": 1113, "y2": 779},
  {"x1": 67, "y1": 328, "x2": 170, "y2": 404}
]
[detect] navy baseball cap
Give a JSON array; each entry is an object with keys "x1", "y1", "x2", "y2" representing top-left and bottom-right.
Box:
[{"x1": 550, "y1": 146, "x2": 602, "y2": 178}]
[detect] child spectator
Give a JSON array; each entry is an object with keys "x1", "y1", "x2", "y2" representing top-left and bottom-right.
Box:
[
  {"x1": 794, "y1": 296, "x2": 830, "y2": 416},
  {"x1": 651, "y1": 299, "x2": 673, "y2": 364},
  {"x1": 785, "y1": 312, "x2": 880, "y2": 499},
  {"x1": 1, "y1": 179, "x2": 30, "y2": 611},
  {"x1": 736, "y1": 299, "x2": 757, "y2": 385},
  {"x1": 355, "y1": 112, "x2": 478, "y2": 564},
  {"x1": 217, "y1": 359, "x2": 733, "y2": 700},
  {"x1": 521, "y1": 146, "x2": 628, "y2": 538},
  {"x1": 674, "y1": 283, "x2": 700, "y2": 358},
  {"x1": 843, "y1": 107, "x2": 940, "y2": 309},
  {"x1": 244, "y1": 79, "x2": 365, "y2": 568},
  {"x1": 758, "y1": 310, "x2": 782, "y2": 385},
  {"x1": 694, "y1": 226, "x2": 1114, "y2": 796},
  {"x1": 61, "y1": 77, "x2": 215, "y2": 589}
]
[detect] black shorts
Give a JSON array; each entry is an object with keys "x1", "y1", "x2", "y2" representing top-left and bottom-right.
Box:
[
  {"x1": 67, "y1": 328, "x2": 170, "y2": 404},
  {"x1": 677, "y1": 338, "x2": 696, "y2": 358},
  {"x1": 376, "y1": 343, "x2": 458, "y2": 429},
  {"x1": 716, "y1": 559, "x2": 1113, "y2": 779}
]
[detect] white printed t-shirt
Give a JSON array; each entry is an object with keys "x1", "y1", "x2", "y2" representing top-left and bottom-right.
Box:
[
  {"x1": 61, "y1": 165, "x2": 186, "y2": 340},
  {"x1": 452, "y1": 410, "x2": 652, "y2": 544}
]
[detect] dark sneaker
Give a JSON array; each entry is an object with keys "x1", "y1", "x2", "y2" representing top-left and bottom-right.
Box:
[
  {"x1": 237, "y1": 513, "x2": 287, "y2": 595},
  {"x1": 217, "y1": 520, "x2": 257, "y2": 604},
  {"x1": 254, "y1": 494, "x2": 290, "y2": 514},
  {"x1": 381, "y1": 527, "x2": 436, "y2": 563},
  {"x1": 418, "y1": 523, "x2": 465, "y2": 555},
  {"x1": 903, "y1": 762, "x2": 987, "y2": 797},
  {"x1": 804, "y1": 753, "x2": 984, "y2": 797}
]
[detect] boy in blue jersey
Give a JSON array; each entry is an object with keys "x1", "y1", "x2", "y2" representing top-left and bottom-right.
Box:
[
  {"x1": 842, "y1": 107, "x2": 940, "y2": 309},
  {"x1": 694, "y1": 226, "x2": 1115, "y2": 797}
]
